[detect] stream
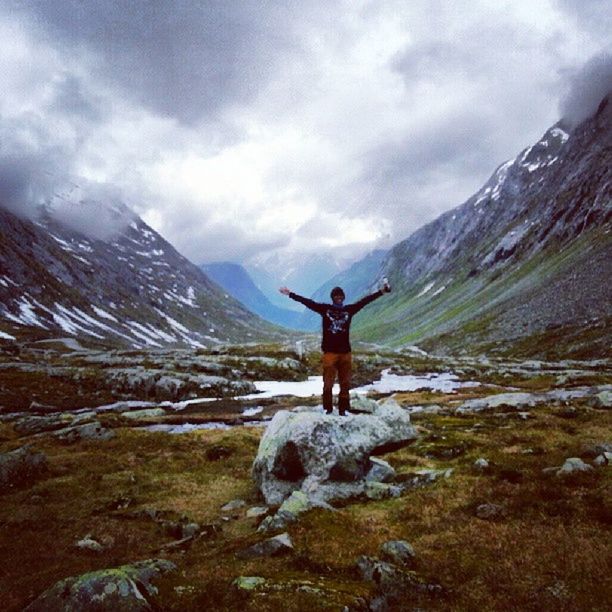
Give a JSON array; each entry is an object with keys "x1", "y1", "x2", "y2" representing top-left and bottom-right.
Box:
[{"x1": 141, "y1": 370, "x2": 479, "y2": 434}]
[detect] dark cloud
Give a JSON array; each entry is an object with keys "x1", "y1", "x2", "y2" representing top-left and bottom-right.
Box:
[
  {"x1": 10, "y1": 0, "x2": 322, "y2": 125},
  {"x1": 49, "y1": 74, "x2": 104, "y2": 123},
  {"x1": 0, "y1": 152, "x2": 63, "y2": 218},
  {"x1": 0, "y1": 112, "x2": 71, "y2": 218},
  {"x1": 354, "y1": 109, "x2": 500, "y2": 228},
  {"x1": 2, "y1": 1, "x2": 608, "y2": 267},
  {"x1": 556, "y1": 0, "x2": 612, "y2": 38},
  {"x1": 162, "y1": 207, "x2": 291, "y2": 263},
  {"x1": 559, "y1": 52, "x2": 612, "y2": 126},
  {"x1": 0, "y1": 96, "x2": 130, "y2": 241},
  {"x1": 49, "y1": 183, "x2": 135, "y2": 241}
]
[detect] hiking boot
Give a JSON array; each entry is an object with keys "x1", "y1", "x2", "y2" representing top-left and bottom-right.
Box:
[{"x1": 338, "y1": 397, "x2": 351, "y2": 416}]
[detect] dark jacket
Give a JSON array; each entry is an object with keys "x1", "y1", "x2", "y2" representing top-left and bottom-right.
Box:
[{"x1": 289, "y1": 290, "x2": 384, "y2": 353}]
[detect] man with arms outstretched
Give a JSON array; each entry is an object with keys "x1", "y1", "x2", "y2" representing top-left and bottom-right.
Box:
[{"x1": 279, "y1": 281, "x2": 391, "y2": 415}]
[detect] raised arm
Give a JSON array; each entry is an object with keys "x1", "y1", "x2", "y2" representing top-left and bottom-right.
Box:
[
  {"x1": 348, "y1": 280, "x2": 391, "y2": 315},
  {"x1": 279, "y1": 287, "x2": 327, "y2": 315}
]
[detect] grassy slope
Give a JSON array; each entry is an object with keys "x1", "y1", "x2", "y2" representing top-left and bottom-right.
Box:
[{"x1": 352, "y1": 230, "x2": 611, "y2": 357}]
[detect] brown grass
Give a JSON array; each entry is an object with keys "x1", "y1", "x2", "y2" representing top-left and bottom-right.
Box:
[{"x1": 1, "y1": 399, "x2": 611, "y2": 610}]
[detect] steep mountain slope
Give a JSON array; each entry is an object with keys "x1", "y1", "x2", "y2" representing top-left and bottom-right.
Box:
[
  {"x1": 0, "y1": 203, "x2": 285, "y2": 348},
  {"x1": 321, "y1": 97, "x2": 612, "y2": 357},
  {"x1": 201, "y1": 261, "x2": 311, "y2": 330}
]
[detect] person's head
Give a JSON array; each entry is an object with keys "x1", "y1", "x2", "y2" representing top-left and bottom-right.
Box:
[{"x1": 330, "y1": 286, "x2": 345, "y2": 305}]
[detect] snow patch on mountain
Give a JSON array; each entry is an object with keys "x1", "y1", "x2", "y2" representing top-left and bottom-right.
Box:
[{"x1": 417, "y1": 281, "x2": 435, "y2": 297}]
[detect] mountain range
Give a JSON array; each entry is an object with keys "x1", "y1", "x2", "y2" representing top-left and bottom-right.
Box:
[
  {"x1": 201, "y1": 262, "x2": 311, "y2": 330},
  {"x1": 0, "y1": 97, "x2": 609, "y2": 357}
]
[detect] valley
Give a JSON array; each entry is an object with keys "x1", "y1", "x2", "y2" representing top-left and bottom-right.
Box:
[{"x1": 1, "y1": 342, "x2": 610, "y2": 610}]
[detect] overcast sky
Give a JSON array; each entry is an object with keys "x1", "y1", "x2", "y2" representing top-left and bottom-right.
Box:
[{"x1": 0, "y1": 0, "x2": 610, "y2": 268}]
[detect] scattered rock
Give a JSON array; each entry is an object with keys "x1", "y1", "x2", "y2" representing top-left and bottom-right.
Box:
[
  {"x1": 545, "y1": 579, "x2": 570, "y2": 601},
  {"x1": 121, "y1": 408, "x2": 166, "y2": 420},
  {"x1": 236, "y1": 532, "x2": 294, "y2": 560},
  {"x1": 413, "y1": 404, "x2": 443, "y2": 415},
  {"x1": 473, "y1": 458, "x2": 490, "y2": 471},
  {"x1": 396, "y1": 468, "x2": 453, "y2": 492},
  {"x1": 475, "y1": 503, "x2": 505, "y2": 520},
  {"x1": 356, "y1": 555, "x2": 443, "y2": 609},
  {"x1": 581, "y1": 442, "x2": 612, "y2": 458},
  {"x1": 233, "y1": 576, "x2": 266, "y2": 591},
  {"x1": 180, "y1": 522, "x2": 201, "y2": 538},
  {"x1": 457, "y1": 393, "x2": 539, "y2": 413},
  {"x1": 252, "y1": 400, "x2": 417, "y2": 506},
  {"x1": 14, "y1": 414, "x2": 75, "y2": 436},
  {"x1": 277, "y1": 490, "x2": 311, "y2": 516},
  {"x1": 349, "y1": 396, "x2": 379, "y2": 414},
  {"x1": 221, "y1": 499, "x2": 246, "y2": 513},
  {"x1": 380, "y1": 540, "x2": 416, "y2": 567},
  {"x1": 366, "y1": 457, "x2": 396, "y2": 483},
  {"x1": 456, "y1": 387, "x2": 610, "y2": 413},
  {"x1": 257, "y1": 491, "x2": 315, "y2": 533},
  {"x1": 23, "y1": 558, "x2": 177, "y2": 611},
  {"x1": 590, "y1": 390, "x2": 612, "y2": 409},
  {"x1": 364, "y1": 482, "x2": 402, "y2": 500},
  {"x1": 53, "y1": 421, "x2": 115, "y2": 444},
  {"x1": 556, "y1": 457, "x2": 594, "y2": 476},
  {"x1": 75, "y1": 536, "x2": 105, "y2": 554},
  {"x1": 593, "y1": 452, "x2": 611, "y2": 467},
  {"x1": 0, "y1": 445, "x2": 48, "y2": 492},
  {"x1": 28, "y1": 400, "x2": 57, "y2": 412},
  {"x1": 246, "y1": 506, "x2": 269, "y2": 519}
]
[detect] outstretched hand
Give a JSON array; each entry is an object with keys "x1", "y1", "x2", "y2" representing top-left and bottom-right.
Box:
[
  {"x1": 279, "y1": 286, "x2": 291, "y2": 296},
  {"x1": 380, "y1": 278, "x2": 392, "y2": 293}
]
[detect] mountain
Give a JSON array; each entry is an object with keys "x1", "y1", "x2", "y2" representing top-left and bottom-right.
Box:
[
  {"x1": 0, "y1": 202, "x2": 285, "y2": 348},
  {"x1": 319, "y1": 96, "x2": 612, "y2": 358},
  {"x1": 245, "y1": 250, "x2": 346, "y2": 308},
  {"x1": 201, "y1": 262, "x2": 313, "y2": 330}
]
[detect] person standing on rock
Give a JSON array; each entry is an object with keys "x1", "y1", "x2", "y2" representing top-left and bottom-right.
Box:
[{"x1": 279, "y1": 281, "x2": 391, "y2": 415}]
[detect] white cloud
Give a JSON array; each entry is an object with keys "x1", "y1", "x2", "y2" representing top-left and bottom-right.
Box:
[{"x1": 0, "y1": 0, "x2": 608, "y2": 269}]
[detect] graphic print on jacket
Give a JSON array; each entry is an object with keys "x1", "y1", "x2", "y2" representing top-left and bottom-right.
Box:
[{"x1": 326, "y1": 308, "x2": 350, "y2": 334}]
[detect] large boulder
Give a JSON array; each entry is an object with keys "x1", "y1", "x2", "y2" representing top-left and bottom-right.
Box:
[
  {"x1": 252, "y1": 400, "x2": 417, "y2": 506},
  {"x1": 23, "y1": 559, "x2": 176, "y2": 611}
]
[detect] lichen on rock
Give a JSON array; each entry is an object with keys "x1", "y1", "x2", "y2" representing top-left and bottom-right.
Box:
[
  {"x1": 23, "y1": 559, "x2": 176, "y2": 611},
  {"x1": 251, "y1": 399, "x2": 417, "y2": 506}
]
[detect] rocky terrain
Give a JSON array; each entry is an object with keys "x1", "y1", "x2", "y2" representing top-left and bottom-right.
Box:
[{"x1": 1, "y1": 343, "x2": 610, "y2": 610}]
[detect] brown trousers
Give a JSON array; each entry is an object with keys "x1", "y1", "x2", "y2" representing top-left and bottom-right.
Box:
[{"x1": 322, "y1": 352, "x2": 352, "y2": 413}]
